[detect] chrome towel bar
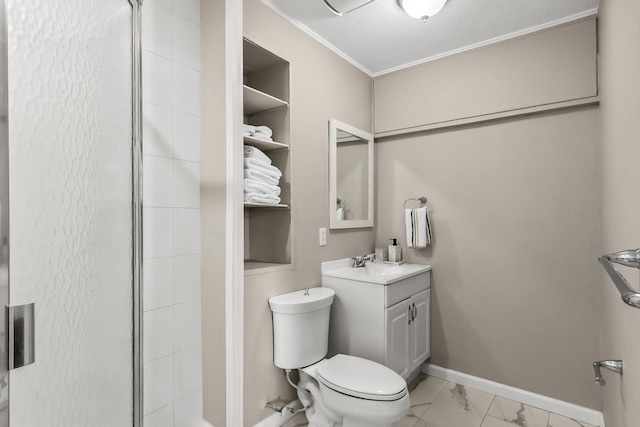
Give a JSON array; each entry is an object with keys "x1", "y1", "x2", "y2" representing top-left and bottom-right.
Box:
[
  {"x1": 598, "y1": 249, "x2": 640, "y2": 309},
  {"x1": 593, "y1": 360, "x2": 623, "y2": 386}
]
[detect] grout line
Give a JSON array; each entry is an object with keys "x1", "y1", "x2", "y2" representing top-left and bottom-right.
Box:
[{"x1": 480, "y1": 395, "x2": 497, "y2": 426}]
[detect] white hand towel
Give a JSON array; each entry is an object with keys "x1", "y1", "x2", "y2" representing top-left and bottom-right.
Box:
[
  {"x1": 244, "y1": 168, "x2": 280, "y2": 186},
  {"x1": 254, "y1": 125, "x2": 273, "y2": 138},
  {"x1": 244, "y1": 178, "x2": 281, "y2": 196},
  {"x1": 405, "y1": 207, "x2": 431, "y2": 248},
  {"x1": 243, "y1": 145, "x2": 272, "y2": 165},
  {"x1": 244, "y1": 191, "x2": 281, "y2": 205}
]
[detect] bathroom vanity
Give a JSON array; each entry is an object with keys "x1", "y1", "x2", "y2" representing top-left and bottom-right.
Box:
[{"x1": 321, "y1": 259, "x2": 431, "y2": 381}]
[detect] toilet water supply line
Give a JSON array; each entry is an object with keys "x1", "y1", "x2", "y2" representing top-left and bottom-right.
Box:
[{"x1": 280, "y1": 369, "x2": 312, "y2": 415}]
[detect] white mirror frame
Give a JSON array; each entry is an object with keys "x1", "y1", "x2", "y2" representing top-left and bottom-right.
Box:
[{"x1": 329, "y1": 119, "x2": 374, "y2": 229}]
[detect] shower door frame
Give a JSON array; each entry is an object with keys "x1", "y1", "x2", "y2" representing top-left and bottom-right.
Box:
[{"x1": 130, "y1": 0, "x2": 143, "y2": 426}]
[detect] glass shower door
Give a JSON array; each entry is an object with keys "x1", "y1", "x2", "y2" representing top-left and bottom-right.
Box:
[{"x1": 5, "y1": 0, "x2": 140, "y2": 425}]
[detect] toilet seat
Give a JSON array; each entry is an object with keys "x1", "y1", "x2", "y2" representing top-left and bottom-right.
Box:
[{"x1": 316, "y1": 354, "x2": 407, "y2": 401}]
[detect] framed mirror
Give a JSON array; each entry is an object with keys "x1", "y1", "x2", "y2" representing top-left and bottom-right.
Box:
[{"x1": 329, "y1": 119, "x2": 374, "y2": 229}]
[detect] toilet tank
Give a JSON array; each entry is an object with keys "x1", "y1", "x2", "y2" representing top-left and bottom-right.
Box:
[{"x1": 268, "y1": 287, "x2": 335, "y2": 369}]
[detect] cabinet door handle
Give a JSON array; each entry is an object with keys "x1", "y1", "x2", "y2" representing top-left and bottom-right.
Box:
[
  {"x1": 412, "y1": 303, "x2": 417, "y2": 321},
  {"x1": 408, "y1": 305, "x2": 413, "y2": 324}
]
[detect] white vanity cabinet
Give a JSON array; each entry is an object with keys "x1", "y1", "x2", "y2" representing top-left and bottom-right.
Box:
[
  {"x1": 322, "y1": 265, "x2": 431, "y2": 380},
  {"x1": 386, "y1": 288, "x2": 430, "y2": 378}
]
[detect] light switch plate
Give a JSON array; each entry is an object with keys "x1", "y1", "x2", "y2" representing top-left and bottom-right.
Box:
[{"x1": 319, "y1": 228, "x2": 327, "y2": 246}]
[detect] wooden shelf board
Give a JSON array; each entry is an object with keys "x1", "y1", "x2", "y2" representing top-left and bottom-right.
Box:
[
  {"x1": 243, "y1": 136, "x2": 288, "y2": 151},
  {"x1": 244, "y1": 203, "x2": 289, "y2": 209},
  {"x1": 243, "y1": 85, "x2": 288, "y2": 115}
]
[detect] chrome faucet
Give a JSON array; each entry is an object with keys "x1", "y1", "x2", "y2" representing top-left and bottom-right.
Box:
[{"x1": 351, "y1": 255, "x2": 373, "y2": 268}]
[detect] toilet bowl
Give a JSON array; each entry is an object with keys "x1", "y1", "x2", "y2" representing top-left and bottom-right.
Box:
[
  {"x1": 299, "y1": 354, "x2": 410, "y2": 427},
  {"x1": 268, "y1": 288, "x2": 410, "y2": 427}
]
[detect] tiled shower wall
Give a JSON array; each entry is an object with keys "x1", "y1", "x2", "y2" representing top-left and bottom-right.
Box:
[{"x1": 141, "y1": 0, "x2": 203, "y2": 425}]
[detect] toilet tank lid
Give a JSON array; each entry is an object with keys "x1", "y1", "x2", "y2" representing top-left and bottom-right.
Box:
[
  {"x1": 268, "y1": 287, "x2": 335, "y2": 314},
  {"x1": 317, "y1": 354, "x2": 407, "y2": 401}
]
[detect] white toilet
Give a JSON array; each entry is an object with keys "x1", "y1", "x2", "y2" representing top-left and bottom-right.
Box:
[{"x1": 268, "y1": 287, "x2": 410, "y2": 427}]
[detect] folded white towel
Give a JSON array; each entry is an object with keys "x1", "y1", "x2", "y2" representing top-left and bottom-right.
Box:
[
  {"x1": 243, "y1": 145, "x2": 272, "y2": 165},
  {"x1": 254, "y1": 125, "x2": 273, "y2": 138},
  {"x1": 243, "y1": 124, "x2": 256, "y2": 135},
  {"x1": 244, "y1": 168, "x2": 280, "y2": 186},
  {"x1": 405, "y1": 207, "x2": 431, "y2": 248},
  {"x1": 244, "y1": 178, "x2": 281, "y2": 196},
  {"x1": 244, "y1": 158, "x2": 282, "y2": 179},
  {"x1": 244, "y1": 192, "x2": 281, "y2": 205}
]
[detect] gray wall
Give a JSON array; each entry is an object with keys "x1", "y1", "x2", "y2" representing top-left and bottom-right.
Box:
[
  {"x1": 374, "y1": 20, "x2": 602, "y2": 410},
  {"x1": 201, "y1": 1, "x2": 227, "y2": 425},
  {"x1": 599, "y1": 0, "x2": 640, "y2": 426}
]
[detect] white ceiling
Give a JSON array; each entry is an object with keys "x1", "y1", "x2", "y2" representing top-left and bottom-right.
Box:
[{"x1": 262, "y1": 0, "x2": 600, "y2": 76}]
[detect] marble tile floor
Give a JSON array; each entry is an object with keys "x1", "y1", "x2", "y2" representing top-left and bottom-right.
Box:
[
  {"x1": 398, "y1": 375, "x2": 598, "y2": 427},
  {"x1": 280, "y1": 375, "x2": 598, "y2": 427}
]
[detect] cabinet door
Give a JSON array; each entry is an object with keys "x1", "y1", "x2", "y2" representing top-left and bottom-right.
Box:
[
  {"x1": 385, "y1": 299, "x2": 411, "y2": 378},
  {"x1": 411, "y1": 289, "x2": 430, "y2": 369}
]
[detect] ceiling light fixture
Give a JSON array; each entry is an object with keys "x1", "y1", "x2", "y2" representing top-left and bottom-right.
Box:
[{"x1": 399, "y1": 0, "x2": 447, "y2": 22}]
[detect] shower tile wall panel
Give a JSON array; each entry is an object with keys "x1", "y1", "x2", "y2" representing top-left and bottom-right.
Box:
[{"x1": 142, "y1": 0, "x2": 202, "y2": 426}]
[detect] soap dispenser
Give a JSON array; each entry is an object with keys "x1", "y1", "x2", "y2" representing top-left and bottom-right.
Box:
[{"x1": 388, "y1": 238, "x2": 402, "y2": 263}]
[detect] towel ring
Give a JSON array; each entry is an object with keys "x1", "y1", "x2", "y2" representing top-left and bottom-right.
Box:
[{"x1": 404, "y1": 196, "x2": 428, "y2": 209}]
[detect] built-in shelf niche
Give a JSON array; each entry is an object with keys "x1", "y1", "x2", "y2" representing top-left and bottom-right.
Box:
[{"x1": 243, "y1": 38, "x2": 292, "y2": 272}]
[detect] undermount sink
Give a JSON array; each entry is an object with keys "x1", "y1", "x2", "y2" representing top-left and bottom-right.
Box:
[{"x1": 321, "y1": 257, "x2": 431, "y2": 285}]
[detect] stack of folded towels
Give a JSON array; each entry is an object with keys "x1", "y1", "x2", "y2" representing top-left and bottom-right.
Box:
[
  {"x1": 243, "y1": 124, "x2": 273, "y2": 141},
  {"x1": 244, "y1": 145, "x2": 282, "y2": 205}
]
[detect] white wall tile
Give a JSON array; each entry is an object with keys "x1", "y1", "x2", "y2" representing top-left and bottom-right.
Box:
[
  {"x1": 142, "y1": 1, "x2": 172, "y2": 59},
  {"x1": 174, "y1": 300, "x2": 201, "y2": 351},
  {"x1": 172, "y1": 14, "x2": 201, "y2": 71},
  {"x1": 143, "y1": 103, "x2": 173, "y2": 158},
  {"x1": 144, "y1": 403, "x2": 174, "y2": 427},
  {"x1": 144, "y1": 355, "x2": 175, "y2": 415},
  {"x1": 174, "y1": 346, "x2": 203, "y2": 400},
  {"x1": 143, "y1": 257, "x2": 174, "y2": 311},
  {"x1": 144, "y1": 306, "x2": 175, "y2": 363},
  {"x1": 143, "y1": 0, "x2": 202, "y2": 420},
  {"x1": 144, "y1": 208, "x2": 174, "y2": 259},
  {"x1": 173, "y1": 111, "x2": 201, "y2": 161},
  {"x1": 173, "y1": 0, "x2": 200, "y2": 25},
  {"x1": 175, "y1": 391, "x2": 203, "y2": 427},
  {"x1": 174, "y1": 208, "x2": 201, "y2": 255},
  {"x1": 144, "y1": 155, "x2": 174, "y2": 207},
  {"x1": 174, "y1": 255, "x2": 201, "y2": 304},
  {"x1": 143, "y1": 50, "x2": 173, "y2": 108},
  {"x1": 174, "y1": 160, "x2": 200, "y2": 208},
  {"x1": 172, "y1": 63, "x2": 200, "y2": 116}
]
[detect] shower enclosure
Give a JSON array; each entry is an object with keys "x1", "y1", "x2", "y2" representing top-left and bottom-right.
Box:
[{"x1": 3, "y1": 0, "x2": 143, "y2": 425}]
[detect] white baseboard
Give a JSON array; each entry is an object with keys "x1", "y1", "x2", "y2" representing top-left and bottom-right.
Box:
[
  {"x1": 423, "y1": 364, "x2": 605, "y2": 427},
  {"x1": 253, "y1": 400, "x2": 302, "y2": 427}
]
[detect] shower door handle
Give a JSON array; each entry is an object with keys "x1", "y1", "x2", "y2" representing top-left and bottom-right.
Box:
[{"x1": 7, "y1": 303, "x2": 35, "y2": 370}]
